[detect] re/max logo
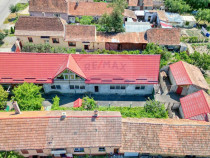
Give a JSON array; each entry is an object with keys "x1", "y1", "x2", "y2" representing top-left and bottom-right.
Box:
[{"x1": 84, "y1": 61, "x2": 126, "y2": 71}]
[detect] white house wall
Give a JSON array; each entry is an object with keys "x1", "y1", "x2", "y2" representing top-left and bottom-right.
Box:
[
  {"x1": 43, "y1": 81, "x2": 154, "y2": 95},
  {"x1": 30, "y1": 11, "x2": 69, "y2": 21}
]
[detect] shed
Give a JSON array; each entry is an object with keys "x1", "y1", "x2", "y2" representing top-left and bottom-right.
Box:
[
  {"x1": 181, "y1": 16, "x2": 196, "y2": 27},
  {"x1": 165, "y1": 12, "x2": 183, "y2": 27},
  {"x1": 73, "y1": 98, "x2": 83, "y2": 108}
]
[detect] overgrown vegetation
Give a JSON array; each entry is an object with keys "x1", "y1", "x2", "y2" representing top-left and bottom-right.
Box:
[
  {"x1": 51, "y1": 95, "x2": 60, "y2": 110},
  {"x1": 165, "y1": 0, "x2": 190, "y2": 14},
  {"x1": 52, "y1": 96, "x2": 168, "y2": 118},
  {"x1": 16, "y1": 3, "x2": 29, "y2": 11},
  {"x1": 180, "y1": 36, "x2": 209, "y2": 43},
  {"x1": 0, "y1": 151, "x2": 24, "y2": 158},
  {"x1": 0, "y1": 85, "x2": 8, "y2": 110},
  {"x1": 12, "y1": 83, "x2": 45, "y2": 111},
  {"x1": 0, "y1": 32, "x2": 5, "y2": 46}
]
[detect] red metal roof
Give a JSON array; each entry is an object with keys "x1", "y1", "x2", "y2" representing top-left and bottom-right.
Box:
[
  {"x1": 73, "y1": 98, "x2": 83, "y2": 108},
  {"x1": 0, "y1": 53, "x2": 160, "y2": 84},
  {"x1": 0, "y1": 53, "x2": 69, "y2": 84},
  {"x1": 180, "y1": 90, "x2": 210, "y2": 121},
  {"x1": 169, "y1": 61, "x2": 192, "y2": 85},
  {"x1": 71, "y1": 54, "x2": 160, "y2": 84}
]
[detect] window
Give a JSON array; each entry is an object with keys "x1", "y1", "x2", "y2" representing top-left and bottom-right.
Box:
[
  {"x1": 141, "y1": 86, "x2": 145, "y2": 89},
  {"x1": 74, "y1": 148, "x2": 84, "y2": 152},
  {"x1": 75, "y1": 85, "x2": 79, "y2": 89},
  {"x1": 99, "y1": 147, "x2": 106, "y2": 152},
  {"x1": 36, "y1": 149, "x2": 43, "y2": 153},
  {"x1": 80, "y1": 85, "x2": 85, "y2": 89},
  {"x1": 68, "y1": 42, "x2": 76, "y2": 47},
  {"x1": 75, "y1": 75, "x2": 81, "y2": 80},
  {"x1": 51, "y1": 85, "x2": 61, "y2": 90},
  {"x1": 64, "y1": 75, "x2": 69, "y2": 80},
  {"x1": 56, "y1": 74, "x2": 64, "y2": 80},
  {"x1": 21, "y1": 150, "x2": 29, "y2": 154},
  {"x1": 44, "y1": 40, "x2": 49, "y2": 43},
  {"x1": 135, "y1": 86, "x2": 145, "y2": 90},
  {"x1": 28, "y1": 37, "x2": 33, "y2": 43},
  {"x1": 110, "y1": 85, "x2": 126, "y2": 90},
  {"x1": 70, "y1": 74, "x2": 75, "y2": 80},
  {"x1": 54, "y1": 13, "x2": 60, "y2": 17},
  {"x1": 116, "y1": 86, "x2": 120, "y2": 89},
  {"x1": 110, "y1": 86, "x2": 115, "y2": 89},
  {"x1": 70, "y1": 85, "x2": 74, "y2": 89},
  {"x1": 121, "y1": 86, "x2": 126, "y2": 89},
  {"x1": 52, "y1": 38, "x2": 59, "y2": 43},
  {"x1": 135, "y1": 86, "x2": 140, "y2": 90}
]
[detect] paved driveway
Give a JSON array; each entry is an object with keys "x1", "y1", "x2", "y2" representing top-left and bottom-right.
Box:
[{"x1": 43, "y1": 93, "x2": 149, "y2": 107}]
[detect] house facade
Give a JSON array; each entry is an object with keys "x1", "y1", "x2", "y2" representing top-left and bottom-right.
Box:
[
  {"x1": 0, "y1": 53, "x2": 160, "y2": 95},
  {"x1": 15, "y1": 16, "x2": 146, "y2": 51},
  {"x1": 169, "y1": 61, "x2": 209, "y2": 95},
  {"x1": 0, "y1": 111, "x2": 210, "y2": 157}
]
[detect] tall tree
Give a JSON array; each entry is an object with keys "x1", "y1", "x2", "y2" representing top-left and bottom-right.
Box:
[
  {"x1": 0, "y1": 85, "x2": 8, "y2": 110},
  {"x1": 196, "y1": 9, "x2": 210, "y2": 24},
  {"x1": 12, "y1": 83, "x2": 44, "y2": 111},
  {"x1": 185, "y1": 0, "x2": 210, "y2": 10},
  {"x1": 99, "y1": 13, "x2": 112, "y2": 32},
  {"x1": 110, "y1": 9, "x2": 125, "y2": 32},
  {"x1": 165, "y1": 0, "x2": 190, "y2": 14}
]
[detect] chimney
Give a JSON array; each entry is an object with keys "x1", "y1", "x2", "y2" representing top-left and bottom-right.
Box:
[
  {"x1": 12, "y1": 101, "x2": 21, "y2": 114},
  {"x1": 61, "y1": 112, "x2": 66, "y2": 120},
  {"x1": 94, "y1": 110, "x2": 98, "y2": 117}
]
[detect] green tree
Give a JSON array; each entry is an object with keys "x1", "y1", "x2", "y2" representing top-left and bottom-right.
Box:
[
  {"x1": 110, "y1": 0, "x2": 128, "y2": 13},
  {"x1": 12, "y1": 83, "x2": 44, "y2": 111},
  {"x1": 51, "y1": 95, "x2": 60, "y2": 110},
  {"x1": 196, "y1": 9, "x2": 210, "y2": 24},
  {"x1": 0, "y1": 85, "x2": 8, "y2": 110},
  {"x1": 82, "y1": 96, "x2": 97, "y2": 110},
  {"x1": 185, "y1": 0, "x2": 210, "y2": 10},
  {"x1": 0, "y1": 33, "x2": 5, "y2": 45},
  {"x1": 9, "y1": 4, "x2": 20, "y2": 18},
  {"x1": 99, "y1": 13, "x2": 112, "y2": 32},
  {"x1": 110, "y1": 9, "x2": 125, "y2": 32},
  {"x1": 79, "y1": 16, "x2": 94, "y2": 25},
  {"x1": 0, "y1": 151, "x2": 24, "y2": 158},
  {"x1": 165, "y1": 0, "x2": 190, "y2": 14},
  {"x1": 144, "y1": 99, "x2": 168, "y2": 118}
]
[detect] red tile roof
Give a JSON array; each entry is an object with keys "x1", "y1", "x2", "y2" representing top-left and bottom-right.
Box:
[
  {"x1": 29, "y1": 0, "x2": 68, "y2": 13},
  {"x1": 169, "y1": 61, "x2": 209, "y2": 90},
  {"x1": 0, "y1": 53, "x2": 69, "y2": 84},
  {"x1": 121, "y1": 118, "x2": 210, "y2": 156},
  {"x1": 70, "y1": 54, "x2": 160, "y2": 84},
  {"x1": 0, "y1": 111, "x2": 122, "y2": 150},
  {"x1": 146, "y1": 28, "x2": 180, "y2": 45},
  {"x1": 0, "y1": 53, "x2": 160, "y2": 84},
  {"x1": 180, "y1": 90, "x2": 210, "y2": 121},
  {"x1": 65, "y1": 25, "x2": 96, "y2": 42},
  {"x1": 143, "y1": 0, "x2": 153, "y2": 7},
  {"x1": 128, "y1": 0, "x2": 139, "y2": 6},
  {"x1": 68, "y1": 2, "x2": 113, "y2": 16}
]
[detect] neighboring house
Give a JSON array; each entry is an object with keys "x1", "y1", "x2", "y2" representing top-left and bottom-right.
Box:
[
  {"x1": 15, "y1": 16, "x2": 145, "y2": 51},
  {"x1": 15, "y1": 16, "x2": 66, "y2": 47},
  {"x1": 0, "y1": 53, "x2": 160, "y2": 95},
  {"x1": 125, "y1": 22, "x2": 151, "y2": 32},
  {"x1": 127, "y1": 0, "x2": 153, "y2": 10},
  {"x1": 181, "y1": 16, "x2": 196, "y2": 27},
  {"x1": 0, "y1": 111, "x2": 210, "y2": 157},
  {"x1": 153, "y1": 0, "x2": 164, "y2": 9},
  {"x1": 179, "y1": 90, "x2": 210, "y2": 122},
  {"x1": 145, "y1": 10, "x2": 168, "y2": 26},
  {"x1": 96, "y1": 32, "x2": 148, "y2": 50},
  {"x1": 169, "y1": 61, "x2": 209, "y2": 95},
  {"x1": 29, "y1": 0, "x2": 69, "y2": 21},
  {"x1": 165, "y1": 12, "x2": 183, "y2": 27},
  {"x1": 146, "y1": 28, "x2": 181, "y2": 51}
]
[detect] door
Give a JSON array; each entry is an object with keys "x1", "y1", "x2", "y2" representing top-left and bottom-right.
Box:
[
  {"x1": 176, "y1": 86, "x2": 183, "y2": 94},
  {"x1": 84, "y1": 45, "x2": 89, "y2": 50},
  {"x1": 94, "y1": 86, "x2": 99, "y2": 92}
]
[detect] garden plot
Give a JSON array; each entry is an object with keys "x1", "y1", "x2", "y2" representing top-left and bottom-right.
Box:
[
  {"x1": 185, "y1": 29, "x2": 206, "y2": 39},
  {"x1": 191, "y1": 43, "x2": 210, "y2": 54}
]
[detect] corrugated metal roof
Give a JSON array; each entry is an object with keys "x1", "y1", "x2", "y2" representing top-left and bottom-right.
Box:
[
  {"x1": 180, "y1": 90, "x2": 210, "y2": 121},
  {"x1": 125, "y1": 22, "x2": 151, "y2": 32}
]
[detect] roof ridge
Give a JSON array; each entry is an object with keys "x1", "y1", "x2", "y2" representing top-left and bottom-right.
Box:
[
  {"x1": 180, "y1": 61, "x2": 193, "y2": 85},
  {"x1": 68, "y1": 54, "x2": 87, "y2": 79},
  {"x1": 53, "y1": 55, "x2": 69, "y2": 78}
]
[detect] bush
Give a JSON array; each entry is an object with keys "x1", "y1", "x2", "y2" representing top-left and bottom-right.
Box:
[
  {"x1": 79, "y1": 16, "x2": 94, "y2": 25},
  {"x1": 0, "y1": 85, "x2": 8, "y2": 110},
  {"x1": 144, "y1": 99, "x2": 168, "y2": 118},
  {"x1": 10, "y1": 27, "x2": 14, "y2": 34},
  {"x1": 12, "y1": 83, "x2": 45, "y2": 111},
  {"x1": 51, "y1": 95, "x2": 60, "y2": 110},
  {"x1": 16, "y1": 3, "x2": 29, "y2": 11},
  {"x1": 0, "y1": 151, "x2": 24, "y2": 158},
  {"x1": 0, "y1": 32, "x2": 5, "y2": 41},
  {"x1": 82, "y1": 96, "x2": 97, "y2": 110}
]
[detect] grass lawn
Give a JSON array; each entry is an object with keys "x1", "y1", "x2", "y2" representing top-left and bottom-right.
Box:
[
  {"x1": 16, "y1": 3, "x2": 29, "y2": 11},
  {"x1": 3, "y1": 13, "x2": 29, "y2": 24}
]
